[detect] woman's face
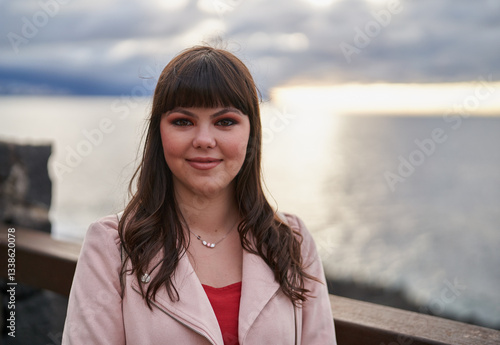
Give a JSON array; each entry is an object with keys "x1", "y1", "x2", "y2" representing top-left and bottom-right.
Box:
[{"x1": 160, "y1": 107, "x2": 251, "y2": 199}]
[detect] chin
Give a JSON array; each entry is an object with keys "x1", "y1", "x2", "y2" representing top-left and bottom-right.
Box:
[{"x1": 198, "y1": 179, "x2": 235, "y2": 196}]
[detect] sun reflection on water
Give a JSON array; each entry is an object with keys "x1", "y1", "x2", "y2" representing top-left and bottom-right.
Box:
[{"x1": 272, "y1": 82, "x2": 500, "y2": 116}]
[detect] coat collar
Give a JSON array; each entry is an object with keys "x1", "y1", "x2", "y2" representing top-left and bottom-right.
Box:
[
  {"x1": 130, "y1": 242, "x2": 281, "y2": 345},
  {"x1": 239, "y1": 247, "x2": 281, "y2": 340}
]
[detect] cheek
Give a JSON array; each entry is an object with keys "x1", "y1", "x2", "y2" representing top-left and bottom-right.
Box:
[
  {"x1": 160, "y1": 127, "x2": 184, "y2": 164},
  {"x1": 237, "y1": 125, "x2": 252, "y2": 162},
  {"x1": 230, "y1": 138, "x2": 249, "y2": 160},
  {"x1": 223, "y1": 130, "x2": 250, "y2": 168}
]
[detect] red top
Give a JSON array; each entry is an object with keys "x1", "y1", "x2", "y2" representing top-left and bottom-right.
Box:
[{"x1": 202, "y1": 281, "x2": 242, "y2": 345}]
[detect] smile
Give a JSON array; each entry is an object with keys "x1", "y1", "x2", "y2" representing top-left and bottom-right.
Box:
[{"x1": 186, "y1": 157, "x2": 223, "y2": 170}]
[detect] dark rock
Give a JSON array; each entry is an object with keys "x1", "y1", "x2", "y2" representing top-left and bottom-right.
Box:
[
  {"x1": 16, "y1": 144, "x2": 52, "y2": 208},
  {"x1": 0, "y1": 140, "x2": 52, "y2": 233}
]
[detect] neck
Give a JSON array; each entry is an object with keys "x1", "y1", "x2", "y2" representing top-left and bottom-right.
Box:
[{"x1": 175, "y1": 184, "x2": 240, "y2": 236}]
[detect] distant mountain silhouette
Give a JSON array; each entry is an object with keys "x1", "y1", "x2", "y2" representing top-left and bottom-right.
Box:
[{"x1": 0, "y1": 67, "x2": 141, "y2": 95}]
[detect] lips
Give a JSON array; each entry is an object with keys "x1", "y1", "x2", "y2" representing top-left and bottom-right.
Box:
[{"x1": 186, "y1": 157, "x2": 222, "y2": 170}]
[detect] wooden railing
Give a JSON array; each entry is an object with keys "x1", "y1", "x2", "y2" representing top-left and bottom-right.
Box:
[
  {"x1": 0, "y1": 224, "x2": 80, "y2": 296},
  {"x1": 1, "y1": 224, "x2": 499, "y2": 345}
]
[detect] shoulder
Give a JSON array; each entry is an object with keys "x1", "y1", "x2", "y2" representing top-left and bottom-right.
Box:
[
  {"x1": 277, "y1": 212, "x2": 302, "y2": 228},
  {"x1": 82, "y1": 214, "x2": 121, "y2": 253},
  {"x1": 277, "y1": 212, "x2": 310, "y2": 236},
  {"x1": 277, "y1": 212, "x2": 316, "y2": 252}
]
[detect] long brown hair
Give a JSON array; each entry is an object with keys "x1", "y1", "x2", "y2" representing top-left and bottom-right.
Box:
[{"x1": 119, "y1": 46, "x2": 317, "y2": 308}]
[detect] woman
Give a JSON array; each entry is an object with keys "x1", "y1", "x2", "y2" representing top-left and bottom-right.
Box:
[{"x1": 63, "y1": 46, "x2": 336, "y2": 344}]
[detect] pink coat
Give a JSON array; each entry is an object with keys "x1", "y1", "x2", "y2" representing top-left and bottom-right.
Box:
[{"x1": 62, "y1": 213, "x2": 337, "y2": 344}]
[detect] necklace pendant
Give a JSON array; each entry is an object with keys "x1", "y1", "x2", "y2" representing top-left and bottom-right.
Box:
[
  {"x1": 189, "y1": 220, "x2": 239, "y2": 249},
  {"x1": 201, "y1": 240, "x2": 216, "y2": 248},
  {"x1": 141, "y1": 273, "x2": 151, "y2": 284}
]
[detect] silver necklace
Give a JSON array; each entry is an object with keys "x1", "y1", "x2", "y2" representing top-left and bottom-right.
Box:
[
  {"x1": 188, "y1": 220, "x2": 239, "y2": 249},
  {"x1": 140, "y1": 219, "x2": 239, "y2": 284}
]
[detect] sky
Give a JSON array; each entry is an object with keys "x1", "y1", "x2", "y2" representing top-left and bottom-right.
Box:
[{"x1": 1, "y1": 0, "x2": 500, "y2": 98}]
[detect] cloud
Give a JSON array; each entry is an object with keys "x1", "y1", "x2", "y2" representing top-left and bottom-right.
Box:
[{"x1": 0, "y1": 0, "x2": 499, "y2": 95}]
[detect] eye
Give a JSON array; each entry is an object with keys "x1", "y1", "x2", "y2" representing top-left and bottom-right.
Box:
[
  {"x1": 172, "y1": 119, "x2": 193, "y2": 126},
  {"x1": 216, "y1": 118, "x2": 237, "y2": 127}
]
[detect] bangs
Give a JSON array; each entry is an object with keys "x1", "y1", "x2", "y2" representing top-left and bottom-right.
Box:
[{"x1": 158, "y1": 49, "x2": 255, "y2": 116}]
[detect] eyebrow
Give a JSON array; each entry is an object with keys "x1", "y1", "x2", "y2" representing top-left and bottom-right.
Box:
[{"x1": 166, "y1": 107, "x2": 244, "y2": 118}]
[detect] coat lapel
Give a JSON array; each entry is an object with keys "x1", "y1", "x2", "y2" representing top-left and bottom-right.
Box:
[
  {"x1": 238, "y1": 248, "x2": 281, "y2": 341},
  {"x1": 130, "y1": 251, "x2": 223, "y2": 345}
]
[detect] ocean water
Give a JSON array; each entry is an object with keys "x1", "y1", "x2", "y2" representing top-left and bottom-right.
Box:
[{"x1": 1, "y1": 96, "x2": 499, "y2": 328}]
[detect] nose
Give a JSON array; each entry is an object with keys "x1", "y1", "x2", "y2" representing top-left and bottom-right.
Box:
[{"x1": 192, "y1": 125, "x2": 216, "y2": 149}]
